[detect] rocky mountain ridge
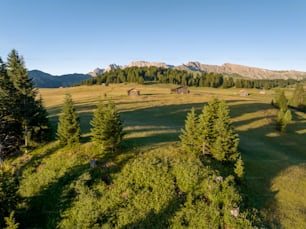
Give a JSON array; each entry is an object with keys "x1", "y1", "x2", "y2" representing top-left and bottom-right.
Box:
[{"x1": 89, "y1": 61, "x2": 306, "y2": 80}]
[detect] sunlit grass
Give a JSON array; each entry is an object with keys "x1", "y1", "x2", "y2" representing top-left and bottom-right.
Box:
[{"x1": 37, "y1": 84, "x2": 306, "y2": 227}]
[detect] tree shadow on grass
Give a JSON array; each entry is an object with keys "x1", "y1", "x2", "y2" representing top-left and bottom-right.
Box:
[
  {"x1": 229, "y1": 102, "x2": 306, "y2": 227},
  {"x1": 17, "y1": 163, "x2": 89, "y2": 228},
  {"x1": 45, "y1": 98, "x2": 306, "y2": 228},
  {"x1": 18, "y1": 141, "x2": 62, "y2": 173},
  {"x1": 122, "y1": 197, "x2": 184, "y2": 229}
]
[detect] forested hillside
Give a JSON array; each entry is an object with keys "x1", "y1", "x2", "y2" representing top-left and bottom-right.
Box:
[
  {"x1": 78, "y1": 66, "x2": 299, "y2": 89},
  {"x1": 29, "y1": 70, "x2": 91, "y2": 88}
]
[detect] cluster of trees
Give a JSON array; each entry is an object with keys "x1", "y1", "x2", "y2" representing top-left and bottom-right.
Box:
[
  {"x1": 234, "y1": 78, "x2": 297, "y2": 89},
  {"x1": 78, "y1": 66, "x2": 298, "y2": 89},
  {"x1": 180, "y1": 98, "x2": 243, "y2": 178},
  {"x1": 0, "y1": 50, "x2": 52, "y2": 159},
  {"x1": 55, "y1": 99, "x2": 260, "y2": 228},
  {"x1": 56, "y1": 94, "x2": 123, "y2": 151}
]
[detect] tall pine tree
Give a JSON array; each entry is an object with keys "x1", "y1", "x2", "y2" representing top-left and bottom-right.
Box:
[
  {"x1": 1, "y1": 49, "x2": 52, "y2": 150},
  {"x1": 57, "y1": 94, "x2": 80, "y2": 146},
  {"x1": 290, "y1": 84, "x2": 305, "y2": 109},
  {"x1": 197, "y1": 98, "x2": 220, "y2": 155},
  {"x1": 209, "y1": 100, "x2": 239, "y2": 161},
  {"x1": 275, "y1": 90, "x2": 292, "y2": 133},
  {"x1": 0, "y1": 58, "x2": 22, "y2": 158},
  {"x1": 180, "y1": 107, "x2": 200, "y2": 154},
  {"x1": 197, "y1": 98, "x2": 239, "y2": 161},
  {"x1": 6, "y1": 50, "x2": 37, "y2": 147},
  {"x1": 90, "y1": 100, "x2": 123, "y2": 152}
]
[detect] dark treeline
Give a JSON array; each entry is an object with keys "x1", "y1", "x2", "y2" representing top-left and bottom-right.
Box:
[
  {"x1": 78, "y1": 66, "x2": 299, "y2": 89},
  {"x1": 0, "y1": 50, "x2": 52, "y2": 159}
]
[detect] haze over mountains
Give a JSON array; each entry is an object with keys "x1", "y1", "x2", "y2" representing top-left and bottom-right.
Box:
[
  {"x1": 29, "y1": 61, "x2": 306, "y2": 88},
  {"x1": 28, "y1": 70, "x2": 91, "y2": 88}
]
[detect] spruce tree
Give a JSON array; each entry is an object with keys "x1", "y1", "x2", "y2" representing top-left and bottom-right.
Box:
[
  {"x1": 210, "y1": 100, "x2": 239, "y2": 161},
  {"x1": 90, "y1": 100, "x2": 123, "y2": 152},
  {"x1": 277, "y1": 109, "x2": 292, "y2": 133},
  {"x1": 290, "y1": 84, "x2": 305, "y2": 108},
  {"x1": 275, "y1": 90, "x2": 288, "y2": 111},
  {"x1": 0, "y1": 58, "x2": 22, "y2": 156},
  {"x1": 57, "y1": 94, "x2": 80, "y2": 146},
  {"x1": 6, "y1": 50, "x2": 37, "y2": 147},
  {"x1": 275, "y1": 90, "x2": 292, "y2": 133},
  {"x1": 197, "y1": 98, "x2": 220, "y2": 155},
  {"x1": 4, "y1": 49, "x2": 51, "y2": 149},
  {"x1": 198, "y1": 98, "x2": 239, "y2": 161},
  {"x1": 180, "y1": 107, "x2": 200, "y2": 154}
]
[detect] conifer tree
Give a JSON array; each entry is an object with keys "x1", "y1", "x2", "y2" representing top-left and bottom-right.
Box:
[
  {"x1": 57, "y1": 94, "x2": 80, "y2": 146},
  {"x1": 2, "y1": 50, "x2": 51, "y2": 149},
  {"x1": 290, "y1": 84, "x2": 305, "y2": 108},
  {"x1": 198, "y1": 98, "x2": 239, "y2": 161},
  {"x1": 90, "y1": 100, "x2": 123, "y2": 152},
  {"x1": 275, "y1": 90, "x2": 288, "y2": 111},
  {"x1": 234, "y1": 156, "x2": 244, "y2": 179},
  {"x1": 197, "y1": 98, "x2": 220, "y2": 155},
  {"x1": 90, "y1": 101, "x2": 107, "y2": 145},
  {"x1": 277, "y1": 109, "x2": 292, "y2": 133},
  {"x1": 210, "y1": 100, "x2": 239, "y2": 161},
  {"x1": 0, "y1": 58, "x2": 22, "y2": 157},
  {"x1": 6, "y1": 50, "x2": 37, "y2": 147},
  {"x1": 275, "y1": 91, "x2": 292, "y2": 133},
  {"x1": 180, "y1": 108, "x2": 200, "y2": 154}
]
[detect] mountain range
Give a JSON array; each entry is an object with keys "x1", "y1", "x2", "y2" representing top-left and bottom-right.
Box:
[
  {"x1": 88, "y1": 61, "x2": 306, "y2": 80},
  {"x1": 29, "y1": 61, "x2": 306, "y2": 88},
  {"x1": 29, "y1": 70, "x2": 91, "y2": 88}
]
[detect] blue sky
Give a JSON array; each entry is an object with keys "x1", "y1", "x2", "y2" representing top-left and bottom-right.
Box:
[{"x1": 1, "y1": 0, "x2": 306, "y2": 75}]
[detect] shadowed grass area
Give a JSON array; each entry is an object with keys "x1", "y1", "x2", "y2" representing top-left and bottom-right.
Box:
[{"x1": 37, "y1": 84, "x2": 306, "y2": 227}]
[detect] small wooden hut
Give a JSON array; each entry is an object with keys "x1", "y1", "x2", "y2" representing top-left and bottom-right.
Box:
[
  {"x1": 127, "y1": 88, "x2": 140, "y2": 96},
  {"x1": 170, "y1": 86, "x2": 190, "y2": 94}
]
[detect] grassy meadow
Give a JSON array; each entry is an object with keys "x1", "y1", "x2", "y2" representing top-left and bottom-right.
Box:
[{"x1": 35, "y1": 83, "x2": 306, "y2": 228}]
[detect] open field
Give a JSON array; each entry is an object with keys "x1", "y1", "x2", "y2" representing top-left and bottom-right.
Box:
[{"x1": 38, "y1": 84, "x2": 306, "y2": 228}]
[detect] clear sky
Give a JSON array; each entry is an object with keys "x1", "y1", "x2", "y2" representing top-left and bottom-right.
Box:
[{"x1": 1, "y1": 0, "x2": 306, "y2": 75}]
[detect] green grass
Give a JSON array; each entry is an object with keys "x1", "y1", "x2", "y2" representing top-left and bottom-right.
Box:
[{"x1": 32, "y1": 84, "x2": 306, "y2": 227}]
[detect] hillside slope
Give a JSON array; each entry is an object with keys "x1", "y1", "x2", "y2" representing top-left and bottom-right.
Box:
[
  {"x1": 29, "y1": 70, "x2": 91, "y2": 88},
  {"x1": 90, "y1": 61, "x2": 306, "y2": 80}
]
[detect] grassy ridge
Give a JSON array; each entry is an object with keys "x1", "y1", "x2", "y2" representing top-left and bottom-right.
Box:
[{"x1": 38, "y1": 84, "x2": 306, "y2": 227}]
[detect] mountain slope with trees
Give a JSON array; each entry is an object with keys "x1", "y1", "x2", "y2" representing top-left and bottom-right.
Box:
[
  {"x1": 79, "y1": 66, "x2": 299, "y2": 89},
  {"x1": 28, "y1": 70, "x2": 91, "y2": 88},
  {"x1": 89, "y1": 61, "x2": 306, "y2": 80}
]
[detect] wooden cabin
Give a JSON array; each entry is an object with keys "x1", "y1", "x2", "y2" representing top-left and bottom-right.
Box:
[
  {"x1": 127, "y1": 88, "x2": 140, "y2": 96},
  {"x1": 170, "y1": 86, "x2": 190, "y2": 94}
]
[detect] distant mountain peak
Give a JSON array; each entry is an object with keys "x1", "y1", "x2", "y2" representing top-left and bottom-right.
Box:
[
  {"x1": 89, "y1": 60, "x2": 306, "y2": 80},
  {"x1": 127, "y1": 61, "x2": 173, "y2": 68},
  {"x1": 104, "y1": 64, "x2": 121, "y2": 72}
]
